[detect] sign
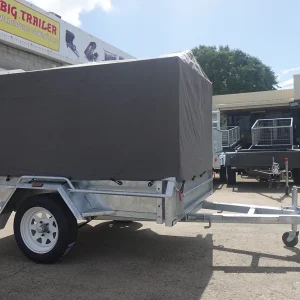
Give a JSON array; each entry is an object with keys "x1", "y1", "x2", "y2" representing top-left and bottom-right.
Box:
[
  {"x1": 289, "y1": 101, "x2": 300, "y2": 109},
  {"x1": 0, "y1": 0, "x2": 133, "y2": 65},
  {"x1": 61, "y1": 24, "x2": 134, "y2": 63},
  {"x1": 0, "y1": 0, "x2": 60, "y2": 51}
]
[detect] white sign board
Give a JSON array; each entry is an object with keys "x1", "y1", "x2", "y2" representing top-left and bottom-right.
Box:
[{"x1": 0, "y1": 0, "x2": 134, "y2": 64}]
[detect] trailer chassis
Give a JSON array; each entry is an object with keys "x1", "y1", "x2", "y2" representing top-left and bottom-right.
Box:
[
  {"x1": 224, "y1": 148, "x2": 300, "y2": 185},
  {"x1": 0, "y1": 174, "x2": 300, "y2": 263}
]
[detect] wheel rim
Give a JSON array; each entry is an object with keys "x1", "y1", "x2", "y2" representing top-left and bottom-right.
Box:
[{"x1": 20, "y1": 207, "x2": 59, "y2": 254}]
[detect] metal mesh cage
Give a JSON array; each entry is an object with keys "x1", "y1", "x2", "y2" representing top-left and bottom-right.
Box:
[
  {"x1": 220, "y1": 126, "x2": 240, "y2": 147},
  {"x1": 251, "y1": 118, "x2": 293, "y2": 147},
  {"x1": 212, "y1": 111, "x2": 220, "y2": 129},
  {"x1": 213, "y1": 128, "x2": 223, "y2": 153}
]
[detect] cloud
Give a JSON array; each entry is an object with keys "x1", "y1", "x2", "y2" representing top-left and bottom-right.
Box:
[
  {"x1": 276, "y1": 74, "x2": 281, "y2": 81},
  {"x1": 279, "y1": 78, "x2": 294, "y2": 89},
  {"x1": 283, "y1": 85, "x2": 294, "y2": 90},
  {"x1": 28, "y1": 0, "x2": 114, "y2": 27},
  {"x1": 282, "y1": 66, "x2": 300, "y2": 75},
  {"x1": 277, "y1": 66, "x2": 300, "y2": 89}
]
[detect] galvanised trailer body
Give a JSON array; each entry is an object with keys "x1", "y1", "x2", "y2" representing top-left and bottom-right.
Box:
[{"x1": 1, "y1": 174, "x2": 300, "y2": 263}]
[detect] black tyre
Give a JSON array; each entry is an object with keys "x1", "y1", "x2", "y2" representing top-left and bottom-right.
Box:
[
  {"x1": 282, "y1": 231, "x2": 299, "y2": 248},
  {"x1": 227, "y1": 167, "x2": 236, "y2": 185},
  {"x1": 220, "y1": 166, "x2": 227, "y2": 183},
  {"x1": 14, "y1": 193, "x2": 78, "y2": 264}
]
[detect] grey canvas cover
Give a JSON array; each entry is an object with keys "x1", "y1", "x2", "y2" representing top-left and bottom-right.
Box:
[{"x1": 0, "y1": 51, "x2": 212, "y2": 181}]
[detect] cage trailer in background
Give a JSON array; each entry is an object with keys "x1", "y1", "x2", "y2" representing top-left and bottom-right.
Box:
[
  {"x1": 212, "y1": 110, "x2": 241, "y2": 181},
  {"x1": 0, "y1": 54, "x2": 300, "y2": 264},
  {"x1": 212, "y1": 111, "x2": 224, "y2": 172},
  {"x1": 225, "y1": 118, "x2": 300, "y2": 186}
]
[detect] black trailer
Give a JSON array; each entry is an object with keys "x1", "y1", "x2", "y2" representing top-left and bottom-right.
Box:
[
  {"x1": 226, "y1": 148, "x2": 300, "y2": 184},
  {"x1": 223, "y1": 118, "x2": 300, "y2": 185}
]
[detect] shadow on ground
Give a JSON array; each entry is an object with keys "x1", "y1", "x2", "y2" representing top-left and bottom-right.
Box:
[
  {"x1": 1, "y1": 221, "x2": 300, "y2": 299},
  {"x1": 213, "y1": 245, "x2": 300, "y2": 273},
  {"x1": 0, "y1": 222, "x2": 213, "y2": 300}
]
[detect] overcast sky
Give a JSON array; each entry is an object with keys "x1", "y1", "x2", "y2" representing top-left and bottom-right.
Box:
[{"x1": 31, "y1": 0, "x2": 300, "y2": 89}]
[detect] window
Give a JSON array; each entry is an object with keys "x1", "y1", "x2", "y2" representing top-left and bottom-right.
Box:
[
  {"x1": 263, "y1": 113, "x2": 281, "y2": 119},
  {"x1": 227, "y1": 114, "x2": 252, "y2": 143},
  {"x1": 227, "y1": 116, "x2": 233, "y2": 126},
  {"x1": 284, "y1": 112, "x2": 292, "y2": 118}
]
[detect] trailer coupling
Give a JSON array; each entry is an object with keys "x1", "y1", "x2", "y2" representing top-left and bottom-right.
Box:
[{"x1": 184, "y1": 186, "x2": 300, "y2": 247}]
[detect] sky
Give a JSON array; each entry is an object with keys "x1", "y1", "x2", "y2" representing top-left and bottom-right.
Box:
[{"x1": 31, "y1": 0, "x2": 300, "y2": 89}]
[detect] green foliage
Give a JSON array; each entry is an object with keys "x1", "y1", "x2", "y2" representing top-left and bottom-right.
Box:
[{"x1": 192, "y1": 45, "x2": 278, "y2": 95}]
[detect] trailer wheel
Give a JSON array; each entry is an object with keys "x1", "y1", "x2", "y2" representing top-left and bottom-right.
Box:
[
  {"x1": 14, "y1": 194, "x2": 78, "y2": 264},
  {"x1": 227, "y1": 167, "x2": 236, "y2": 185},
  {"x1": 282, "y1": 232, "x2": 299, "y2": 248},
  {"x1": 220, "y1": 166, "x2": 227, "y2": 183}
]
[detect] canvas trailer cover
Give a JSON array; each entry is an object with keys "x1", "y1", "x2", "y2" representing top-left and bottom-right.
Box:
[{"x1": 0, "y1": 51, "x2": 212, "y2": 181}]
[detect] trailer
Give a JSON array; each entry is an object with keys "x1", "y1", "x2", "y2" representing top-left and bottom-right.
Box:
[
  {"x1": 0, "y1": 52, "x2": 300, "y2": 264},
  {"x1": 225, "y1": 117, "x2": 300, "y2": 186},
  {"x1": 212, "y1": 111, "x2": 224, "y2": 171},
  {"x1": 212, "y1": 110, "x2": 240, "y2": 181}
]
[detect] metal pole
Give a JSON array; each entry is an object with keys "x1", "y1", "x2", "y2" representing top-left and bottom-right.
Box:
[
  {"x1": 228, "y1": 131, "x2": 230, "y2": 147},
  {"x1": 289, "y1": 186, "x2": 299, "y2": 241},
  {"x1": 292, "y1": 186, "x2": 298, "y2": 209},
  {"x1": 285, "y1": 158, "x2": 289, "y2": 196},
  {"x1": 271, "y1": 128, "x2": 273, "y2": 146}
]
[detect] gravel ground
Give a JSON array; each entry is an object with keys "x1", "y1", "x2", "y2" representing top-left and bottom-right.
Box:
[{"x1": 0, "y1": 177, "x2": 300, "y2": 300}]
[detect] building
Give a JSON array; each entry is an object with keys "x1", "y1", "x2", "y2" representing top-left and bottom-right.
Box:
[
  {"x1": 213, "y1": 75, "x2": 300, "y2": 147},
  {"x1": 0, "y1": 0, "x2": 133, "y2": 72}
]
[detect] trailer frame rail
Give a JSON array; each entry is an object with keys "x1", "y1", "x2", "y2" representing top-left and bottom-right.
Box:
[{"x1": 185, "y1": 186, "x2": 300, "y2": 245}]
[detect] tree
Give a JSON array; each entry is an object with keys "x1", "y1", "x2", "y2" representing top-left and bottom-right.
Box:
[{"x1": 192, "y1": 45, "x2": 278, "y2": 95}]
